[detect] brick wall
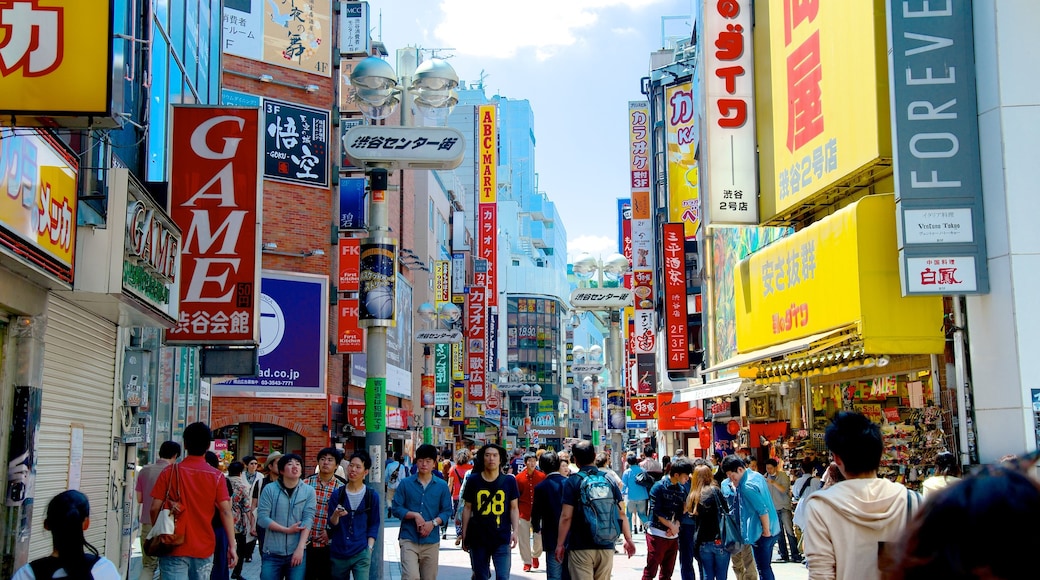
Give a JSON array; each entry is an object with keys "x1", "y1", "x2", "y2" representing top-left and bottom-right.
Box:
[{"x1": 211, "y1": 396, "x2": 329, "y2": 462}]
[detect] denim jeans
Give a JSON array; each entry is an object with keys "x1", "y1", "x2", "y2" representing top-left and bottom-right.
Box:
[
  {"x1": 546, "y1": 550, "x2": 565, "y2": 580},
  {"x1": 261, "y1": 552, "x2": 307, "y2": 580},
  {"x1": 751, "y1": 535, "x2": 779, "y2": 580},
  {"x1": 775, "y1": 509, "x2": 801, "y2": 560},
  {"x1": 678, "y1": 524, "x2": 697, "y2": 580},
  {"x1": 158, "y1": 554, "x2": 214, "y2": 579},
  {"x1": 331, "y1": 550, "x2": 371, "y2": 580},
  {"x1": 470, "y1": 541, "x2": 511, "y2": 580},
  {"x1": 697, "y1": 542, "x2": 731, "y2": 580}
]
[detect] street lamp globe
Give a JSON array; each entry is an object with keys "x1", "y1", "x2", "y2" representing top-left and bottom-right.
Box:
[
  {"x1": 588, "y1": 344, "x2": 603, "y2": 363},
  {"x1": 348, "y1": 57, "x2": 401, "y2": 120},
  {"x1": 412, "y1": 58, "x2": 459, "y2": 124},
  {"x1": 437, "y1": 302, "x2": 461, "y2": 327},
  {"x1": 601, "y1": 253, "x2": 631, "y2": 283},
  {"x1": 533, "y1": 385, "x2": 542, "y2": 396},
  {"x1": 572, "y1": 253, "x2": 598, "y2": 281},
  {"x1": 417, "y1": 302, "x2": 436, "y2": 325},
  {"x1": 572, "y1": 345, "x2": 586, "y2": 364}
]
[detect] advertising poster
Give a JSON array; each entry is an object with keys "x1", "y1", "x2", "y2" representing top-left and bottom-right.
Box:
[
  {"x1": 338, "y1": 176, "x2": 366, "y2": 230},
  {"x1": 338, "y1": 238, "x2": 360, "y2": 293},
  {"x1": 665, "y1": 82, "x2": 701, "y2": 239},
  {"x1": 263, "y1": 98, "x2": 329, "y2": 187},
  {"x1": 358, "y1": 241, "x2": 396, "y2": 325},
  {"x1": 336, "y1": 298, "x2": 363, "y2": 354},
  {"x1": 217, "y1": 272, "x2": 328, "y2": 396},
  {"x1": 223, "y1": 0, "x2": 332, "y2": 77},
  {"x1": 606, "y1": 390, "x2": 626, "y2": 431}
]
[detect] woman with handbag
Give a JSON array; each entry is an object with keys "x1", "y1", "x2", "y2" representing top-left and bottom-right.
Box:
[
  {"x1": 685, "y1": 464, "x2": 732, "y2": 580},
  {"x1": 12, "y1": 490, "x2": 120, "y2": 579}
]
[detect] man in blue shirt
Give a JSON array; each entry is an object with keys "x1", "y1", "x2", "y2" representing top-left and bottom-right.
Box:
[
  {"x1": 327, "y1": 450, "x2": 380, "y2": 580},
  {"x1": 722, "y1": 455, "x2": 780, "y2": 580},
  {"x1": 531, "y1": 451, "x2": 569, "y2": 580},
  {"x1": 392, "y1": 444, "x2": 454, "y2": 580}
]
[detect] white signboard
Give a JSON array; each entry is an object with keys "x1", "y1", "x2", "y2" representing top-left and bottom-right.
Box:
[
  {"x1": 904, "y1": 256, "x2": 978, "y2": 294},
  {"x1": 339, "y1": 2, "x2": 370, "y2": 55},
  {"x1": 415, "y1": 329, "x2": 464, "y2": 344},
  {"x1": 343, "y1": 126, "x2": 466, "y2": 170},
  {"x1": 902, "y1": 208, "x2": 974, "y2": 245},
  {"x1": 570, "y1": 288, "x2": 631, "y2": 309}
]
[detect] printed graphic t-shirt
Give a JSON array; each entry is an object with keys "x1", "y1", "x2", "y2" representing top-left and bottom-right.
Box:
[{"x1": 462, "y1": 473, "x2": 520, "y2": 547}]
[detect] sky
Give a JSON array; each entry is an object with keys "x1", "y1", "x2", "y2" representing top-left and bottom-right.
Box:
[{"x1": 367, "y1": 0, "x2": 696, "y2": 261}]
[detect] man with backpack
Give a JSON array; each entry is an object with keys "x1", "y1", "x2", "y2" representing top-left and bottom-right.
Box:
[
  {"x1": 385, "y1": 453, "x2": 407, "y2": 519},
  {"x1": 643, "y1": 457, "x2": 693, "y2": 580},
  {"x1": 555, "y1": 441, "x2": 636, "y2": 580}
]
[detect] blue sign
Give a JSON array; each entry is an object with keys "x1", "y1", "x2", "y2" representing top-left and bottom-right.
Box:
[
  {"x1": 221, "y1": 89, "x2": 262, "y2": 109},
  {"x1": 217, "y1": 273, "x2": 327, "y2": 395},
  {"x1": 339, "y1": 177, "x2": 367, "y2": 230}
]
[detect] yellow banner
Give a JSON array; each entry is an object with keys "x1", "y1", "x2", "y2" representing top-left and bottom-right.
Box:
[
  {"x1": 735, "y1": 195, "x2": 942, "y2": 354},
  {"x1": 478, "y1": 105, "x2": 497, "y2": 203},
  {"x1": 451, "y1": 384, "x2": 465, "y2": 421},
  {"x1": 434, "y1": 260, "x2": 450, "y2": 303},
  {"x1": 0, "y1": 0, "x2": 111, "y2": 116},
  {"x1": 758, "y1": 0, "x2": 890, "y2": 219},
  {"x1": 665, "y1": 83, "x2": 700, "y2": 239},
  {"x1": 452, "y1": 341, "x2": 464, "y2": 381}
]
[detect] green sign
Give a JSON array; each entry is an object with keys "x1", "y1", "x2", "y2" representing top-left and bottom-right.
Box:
[
  {"x1": 123, "y1": 261, "x2": 170, "y2": 305},
  {"x1": 364, "y1": 377, "x2": 386, "y2": 433}
]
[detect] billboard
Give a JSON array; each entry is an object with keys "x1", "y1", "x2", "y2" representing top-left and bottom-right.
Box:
[
  {"x1": 263, "y1": 98, "x2": 330, "y2": 188},
  {"x1": 665, "y1": 83, "x2": 701, "y2": 238},
  {"x1": 167, "y1": 106, "x2": 262, "y2": 345},
  {"x1": 217, "y1": 271, "x2": 328, "y2": 396},
  {"x1": 222, "y1": 0, "x2": 332, "y2": 77}
]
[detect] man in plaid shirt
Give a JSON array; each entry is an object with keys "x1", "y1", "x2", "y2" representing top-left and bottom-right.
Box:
[{"x1": 303, "y1": 447, "x2": 346, "y2": 579}]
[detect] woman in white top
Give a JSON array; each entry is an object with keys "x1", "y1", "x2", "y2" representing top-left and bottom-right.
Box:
[
  {"x1": 922, "y1": 450, "x2": 961, "y2": 498},
  {"x1": 12, "y1": 490, "x2": 120, "y2": 579}
]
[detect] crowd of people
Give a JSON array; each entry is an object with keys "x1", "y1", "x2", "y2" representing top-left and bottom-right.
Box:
[{"x1": 17, "y1": 415, "x2": 1040, "y2": 580}]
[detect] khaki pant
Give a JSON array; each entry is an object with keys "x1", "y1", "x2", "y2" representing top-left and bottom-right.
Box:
[
  {"x1": 140, "y1": 523, "x2": 160, "y2": 579},
  {"x1": 731, "y1": 544, "x2": 758, "y2": 580},
  {"x1": 567, "y1": 548, "x2": 613, "y2": 580},
  {"x1": 517, "y1": 518, "x2": 543, "y2": 565},
  {"x1": 400, "y1": 540, "x2": 440, "y2": 580}
]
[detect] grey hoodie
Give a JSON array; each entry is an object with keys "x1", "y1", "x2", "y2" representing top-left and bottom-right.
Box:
[
  {"x1": 257, "y1": 480, "x2": 317, "y2": 556},
  {"x1": 801, "y1": 478, "x2": 919, "y2": 580}
]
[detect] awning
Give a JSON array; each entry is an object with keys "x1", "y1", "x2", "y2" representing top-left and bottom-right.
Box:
[
  {"x1": 701, "y1": 326, "x2": 853, "y2": 375},
  {"x1": 676, "y1": 376, "x2": 747, "y2": 403}
]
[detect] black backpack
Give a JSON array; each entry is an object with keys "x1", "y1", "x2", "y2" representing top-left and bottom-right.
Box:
[
  {"x1": 30, "y1": 554, "x2": 100, "y2": 579},
  {"x1": 635, "y1": 470, "x2": 655, "y2": 490}
]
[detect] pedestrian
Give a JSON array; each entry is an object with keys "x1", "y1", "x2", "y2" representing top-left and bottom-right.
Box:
[
  {"x1": 392, "y1": 444, "x2": 454, "y2": 580},
  {"x1": 150, "y1": 422, "x2": 237, "y2": 578},
  {"x1": 135, "y1": 440, "x2": 180, "y2": 580},
  {"x1": 721, "y1": 474, "x2": 758, "y2": 580},
  {"x1": 447, "y1": 448, "x2": 473, "y2": 543},
  {"x1": 385, "y1": 452, "x2": 407, "y2": 519},
  {"x1": 516, "y1": 451, "x2": 546, "y2": 571},
  {"x1": 721, "y1": 455, "x2": 780, "y2": 580},
  {"x1": 920, "y1": 450, "x2": 960, "y2": 498},
  {"x1": 257, "y1": 451, "x2": 284, "y2": 554},
  {"x1": 12, "y1": 490, "x2": 120, "y2": 579},
  {"x1": 643, "y1": 457, "x2": 693, "y2": 580},
  {"x1": 461, "y1": 443, "x2": 520, "y2": 580},
  {"x1": 620, "y1": 453, "x2": 651, "y2": 534},
  {"x1": 531, "y1": 451, "x2": 570, "y2": 580},
  {"x1": 242, "y1": 455, "x2": 263, "y2": 562},
  {"x1": 801, "y1": 411, "x2": 921, "y2": 580},
  {"x1": 764, "y1": 458, "x2": 801, "y2": 563},
  {"x1": 555, "y1": 440, "x2": 636, "y2": 580},
  {"x1": 205, "y1": 451, "x2": 234, "y2": 580},
  {"x1": 228, "y1": 461, "x2": 254, "y2": 580},
  {"x1": 685, "y1": 464, "x2": 731, "y2": 580},
  {"x1": 302, "y1": 447, "x2": 345, "y2": 579},
  {"x1": 640, "y1": 446, "x2": 664, "y2": 482},
  {"x1": 257, "y1": 453, "x2": 317, "y2": 580},
  {"x1": 558, "y1": 450, "x2": 579, "y2": 475},
  {"x1": 594, "y1": 451, "x2": 623, "y2": 489},
  {"x1": 327, "y1": 450, "x2": 381, "y2": 580}
]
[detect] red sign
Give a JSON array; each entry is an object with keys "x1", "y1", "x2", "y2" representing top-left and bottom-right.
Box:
[
  {"x1": 662, "y1": 223, "x2": 689, "y2": 370},
  {"x1": 347, "y1": 399, "x2": 365, "y2": 429},
  {"x1": 657, "y1": 391, "x2": 700, "y2": 431},
  {"x1": 387, "y1": 407, "x2": 409, "y2": 430},
  {"x1": 466, "y1": 286, "x2": 486, "y2": 401},
  {"x1": 485, "y1": 389, "x2": 500, "y2": 411},
  {"x1": 167, "y1": 107, "x2": 261, "y2": 344},
  {"x1": 478, "y1": 203, "x2": 497, "y2": 306},
  {"x1": 630, "y1": 396, "x2": 658, "y2": 420},
  {"x1": 337, "y1": 299, "x2": 364, "y2": 353},
  {"x1": 421, "y1": 374, "x2": 435, "y2": 407},
  {"x1": 338, "y1": 237, "x2": 360, "y2": 292}
]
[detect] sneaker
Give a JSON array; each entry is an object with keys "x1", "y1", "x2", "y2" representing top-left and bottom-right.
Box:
[
  {"x1": 792, "y1": 556, "x2": 804, "y2": 563},
  {"x1": 533, "y1": 557, "x2": 539, "y2": 569},
  {"x1": 523, "y1": 564, "x2": 532, "y2": 572},
  {"x1": 773, "y1": 557, "x2": 790, "y2": 563}
]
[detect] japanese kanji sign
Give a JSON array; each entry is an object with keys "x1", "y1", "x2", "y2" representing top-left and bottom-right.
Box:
[
  {"x1": 702, "y1": 0, "x2": 758, "y2": 225},
  {"x1": 617, "y1": 199, "x2": 633, "y2": 289},
  {"x1": 223, "y1": 0, "x2": 332, "y2": 77},
  {"x1": 466, "y1": 286, "x2": 487, "y2": 402},
  {"x1": 338, "y1": 176, "x2": 367, "y2": 230},
  {"x1": 342, "y1": 125, "x2": 466, "y2": 171},
  {"x1": 263, "y1": 98, "x2": 329, "y2": 188},
  {"x1": 0, "y1": 0, "x2": 112, "y2": 124},
  {"x1": 662, "y1": 223, "x2": 689, "y2": 370},
  {"x1": 168, "y1": 106, "x2": 262, "y2": 345},
  {"x1": 338, "y1": 1, "x2": 369, "y2": 55},
  {"x1": 628, "y1": 101, "x2": 650, "y2": 193},
  {"x1": 666, "y1": 82, "x2": 701, "y2": 239}
]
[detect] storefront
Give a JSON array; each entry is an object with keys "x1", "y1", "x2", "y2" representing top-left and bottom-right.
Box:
[{"x1": 702, "y1": 195, "x2": 947, "y2": 484}]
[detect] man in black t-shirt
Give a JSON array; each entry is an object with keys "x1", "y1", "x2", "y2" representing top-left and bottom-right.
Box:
[
  {"x1": 555, "y1": 441, "x2": 636, "y2": 580},
  {"x1": 461, "y1": 443, "x2": 520, "y2": 580}
]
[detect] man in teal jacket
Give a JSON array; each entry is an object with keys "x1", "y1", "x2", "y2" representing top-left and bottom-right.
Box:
[
  {"x1": 722, "y1": 455, "x2": 780, "y2": 580},
  {"x1": 258, "y1": 453, "x2": 317, "y2": 580}
]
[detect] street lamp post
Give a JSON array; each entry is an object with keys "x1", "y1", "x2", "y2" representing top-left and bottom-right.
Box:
[{"x1": 345, "y1": 53, "x2": 461, "y2": 580}]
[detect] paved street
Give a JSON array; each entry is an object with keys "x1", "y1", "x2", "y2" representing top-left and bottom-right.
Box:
[{"x1": 132, "y1": 520, "x2": 809, "y2": 579}]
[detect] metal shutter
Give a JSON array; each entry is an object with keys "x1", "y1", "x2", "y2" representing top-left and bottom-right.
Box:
[{"x1": 31, "y1": 296, "x2": 118, "y2": 560}]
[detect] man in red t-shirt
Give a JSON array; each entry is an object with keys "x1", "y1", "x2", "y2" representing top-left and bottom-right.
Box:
[
  {"x1": 151, "y1": 422, "x2": 237, "y2": 577},
  {"x1": 515, "y1": 451, "x2": 546, "y2": 571}
]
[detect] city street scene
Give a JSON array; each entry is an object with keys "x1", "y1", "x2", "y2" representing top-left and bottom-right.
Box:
[{"x1": 0, "y1": 0, "x2": 1037, "y2": 579}]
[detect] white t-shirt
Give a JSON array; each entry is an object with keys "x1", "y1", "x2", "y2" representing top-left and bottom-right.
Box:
[{"x1": 12, "y1": 557, "x2": 120, "y2": 580}]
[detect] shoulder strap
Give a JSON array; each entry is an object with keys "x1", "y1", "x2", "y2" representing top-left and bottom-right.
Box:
[{"x1": 797, "y1": 476, "x2": 813, "y2": 499}]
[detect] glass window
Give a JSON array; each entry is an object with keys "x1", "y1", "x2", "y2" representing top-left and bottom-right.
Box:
[
  {"x1": 155, "y1": 0, "x2": 169, "y2": 30},
  {"x1": 147, "y1": 29, "x2": 169, "y2": 182},
  {"x1": 170, "y1": 0, "x2": 185, "y2": 66}
]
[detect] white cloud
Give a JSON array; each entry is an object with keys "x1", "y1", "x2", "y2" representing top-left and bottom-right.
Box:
[
  {"x1": 432, "y1": 0, "x2": 667, "y2": 60},
  {"x1": 568, "y1": 234, "x2": 619, "y2": 262}
]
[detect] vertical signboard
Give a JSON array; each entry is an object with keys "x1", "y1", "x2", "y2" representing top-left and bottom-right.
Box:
[
  {"x1": 434, "y1": 260, "x2": 450, "y2": 303},
  {"x1": 466, "y1": 286, "x2": 486, "y2": 401},
  {"x1": 168, "y1": 106, "x2": 261, "y2": 345},
  {"x1": 666, "y1": 83, "x2": 701, "y2": 239},
  {"x1": 617, "y1": 199, "x2": 633, "y2": 290},
  {"x1": 606, "y1": 390, "x2": 627, "y2": 431},
  {"x1": 339, "y1": 1, "x2": 370, "y2": 55},
  {"x1": 477, "y1": 104, "x2": 498, "y2": 307},
  {"x1": 337, "y1": 298, "x2": 364, "y2": 353},
  {"x1": 628, "y1": 101, "x2": 651, "y2": 194},
  {"x1": 435, "y1": 343, "x2": 450, "y2": 419},
  {"x1": 358, "y1": 241, "x2": 396, "y2": 326},
  {"x1": 263, "y1": 98, "x2": 330, "y2": 188},
  {"x1": 887, "y1": 0, "x2": 989, "y2": 295},
  {"x1": 662, "y1": 223, "x2": 689, "y2": 370},
  {"x1": 338, "y1": 238, "x2": 360, "y2": 293},
  {"x1": 477, "y1": 204, "x2": 498, "y2": 306},
  {"x1": 451, "y1": 384, "x2": 465, "y2": 422},
  {"x1": 702, "y1": 0, "x2": 758, "y2": 225},
  {"x1": 338, "y1": 176, "x2": 367, "y2": 230},
  {"x1": 222, "y1": 0, "x2": 333, "y2": 77}
]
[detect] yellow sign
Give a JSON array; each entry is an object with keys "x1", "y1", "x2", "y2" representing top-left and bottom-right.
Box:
[
  {"x1": 478, "y1": 105, "x2": 497, "y2": 202},
  {"x1": 434, "y1": 260, "x2": 450, "y2": 303},
  {"x1": 757, "y1": 0, "x2": 890, "y2": 220},
  {"x1": 735, "y1": 195, "x2": 943, "y2": 354},
  {"x1": 451, "y1": 384, "x2": 465, "y2": 422},
  {"x1": 665, "y1": 83, "x2": 700, "y2": 239},
  {"x1": 0, "y1": 129, "x2": 77, "y2": 281},
  {"x1": 452, "y1": 341, "x2": 464, "y2": 381},
  {"x1": 0, "y1": 0, "x2": 111, "y2": 119}
]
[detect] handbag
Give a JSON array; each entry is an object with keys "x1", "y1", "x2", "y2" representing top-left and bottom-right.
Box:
[
  {"x1": 144, "y1": 464, "x2": 186, "y2": 557},
  {"x1": 715, "y1": 488, "x2": 744, "y2": 555}
]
